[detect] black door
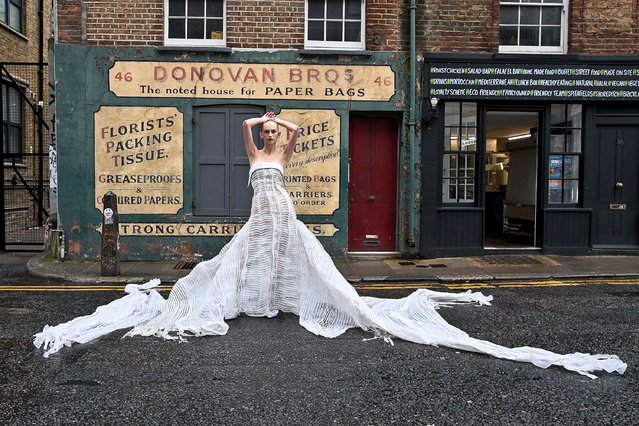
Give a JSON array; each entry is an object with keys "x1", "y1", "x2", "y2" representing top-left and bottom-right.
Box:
[{"x1": 592, "y1": 125, "x2": 639, "y2": 246}]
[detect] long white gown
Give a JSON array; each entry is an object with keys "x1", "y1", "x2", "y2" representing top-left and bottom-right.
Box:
[{"x1": 34, "y1": 162, "x2": 627, "y2": 379}]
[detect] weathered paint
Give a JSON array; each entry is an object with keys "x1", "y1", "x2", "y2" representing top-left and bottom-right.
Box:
[{"x1": 56, "y1": 45, "x2": 417, "y2": 260}]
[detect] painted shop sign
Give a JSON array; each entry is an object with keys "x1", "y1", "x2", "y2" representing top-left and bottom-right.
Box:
[
  {"x1": 279, "y1": 109, "x2": 340, "y2": 215},
  {"x1": 109, "y1": 61, "x2": 395, "y2": 101},
  {"x1": 94, "y1": 106, "x2": 184, "y2": 214},
  {"x1": 428, "y1": 63, "x2": 639, "y2": 101},
  {"x1": 100, "y1": 223, "x2": 340, "y2": 237}
]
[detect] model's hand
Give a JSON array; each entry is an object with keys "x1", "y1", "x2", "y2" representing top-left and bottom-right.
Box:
[{"x1": 262, "y1": 111, "x2": 276, "y2": 122}]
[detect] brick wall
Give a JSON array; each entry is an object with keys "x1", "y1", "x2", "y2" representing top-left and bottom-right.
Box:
[
  {"x1": 226, "y1": 1, "x2": 305, "y2": 49},
  {"x1": 85, "y1": 0, "x2": 164, "y2": 46},
  {"x1": 569, "y1": 0, "x2": 639, "y2": 54},
  {"x1": 57, "y1": 0, "x2": 84, "y2": 44},
  {"x1": 54, "y1": 1, "x2": 639, "y2": 55},
  {"x1": 417, "y1": 0, "x2": 499, "y2": 53},
  {"x1": 366, "y1": 0, "x2": 408, "y2": 51},
  {"x1": 0, "y1": 0, "x2": 51, "y2": 61},
  {"x1": 58, "y1": 0, "x2": 406, "y2": 51}
]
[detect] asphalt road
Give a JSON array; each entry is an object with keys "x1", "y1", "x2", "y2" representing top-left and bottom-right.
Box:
[{"x1": 1, "y1": 252, "x2": 638, "y2": 425}]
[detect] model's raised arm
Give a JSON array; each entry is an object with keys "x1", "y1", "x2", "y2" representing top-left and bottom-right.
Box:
[
  {"x1": 276, "y1": 116, "x2": 301, "y2": 164},
  {"x1": 243, "y1": 112, "x2": 274, "y2": 159}
]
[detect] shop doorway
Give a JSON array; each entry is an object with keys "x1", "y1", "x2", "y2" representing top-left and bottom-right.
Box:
[
  {"x1": 348, "y1": 116, "x2": 398, "y2": 251},
  {"x1": 484, "y1": 111, "x2": 540, "y2": 248}
]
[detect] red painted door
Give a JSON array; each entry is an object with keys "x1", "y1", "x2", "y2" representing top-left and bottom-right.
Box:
[{"x1": 348, "y1": 116, "x2": 398, "y2": 251}]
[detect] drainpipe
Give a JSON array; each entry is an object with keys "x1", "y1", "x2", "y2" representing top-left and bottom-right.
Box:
[
  {"x1": 38, "y1": 0, "x2": 45, "y2": 226},
  {"x1": 407, "y1": 0, "x2": 417, "y2": 248}
]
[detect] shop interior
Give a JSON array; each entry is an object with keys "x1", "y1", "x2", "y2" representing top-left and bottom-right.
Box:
[{"x1": 485, "y1": 111, "x2": 539, "y2": 248}]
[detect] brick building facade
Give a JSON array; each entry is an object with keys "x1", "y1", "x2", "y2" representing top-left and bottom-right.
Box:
[{"x1": 51, "y1": 1, "x2": 639, "y2": 260}]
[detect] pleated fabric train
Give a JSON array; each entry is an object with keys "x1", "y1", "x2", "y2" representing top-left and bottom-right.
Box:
[{"x1": 34, "y1": 163, "x2": 627, "y2": 379}]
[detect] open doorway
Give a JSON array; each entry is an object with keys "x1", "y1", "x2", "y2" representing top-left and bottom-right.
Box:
[{"x1": 485, "y1": 111, "x2": 539, "y2": 248}]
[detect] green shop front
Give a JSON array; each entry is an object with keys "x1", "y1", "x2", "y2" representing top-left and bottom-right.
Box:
[
  {"x1": 420, "y1": 54, "x2": 639, "y2": 258},
  {"x1": 55, "y1": 46, "x2": 412, "y2": 261}
]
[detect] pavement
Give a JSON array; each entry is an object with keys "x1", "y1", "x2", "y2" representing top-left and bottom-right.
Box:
[{"x1": 24, "y1": 251, "x2": 639, "y2": 285}]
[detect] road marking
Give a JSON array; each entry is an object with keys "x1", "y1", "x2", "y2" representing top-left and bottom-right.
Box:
[
  {"x1": 1, "y1": 279, "x2": 638, "y2": 292},
  {"x1": 0, "y1": 285, "x2": 174, "y2": 292}
]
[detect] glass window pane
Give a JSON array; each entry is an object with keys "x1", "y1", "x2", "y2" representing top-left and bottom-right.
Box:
[
  {"x1": 462, "y1": 179, "x2": 474, "y2": 202},
  {"x1": 563, "y1": 181, "x2": 579, "y2": 204},
  {"x1": 0, "y1": 1, "x2": 6, "y2": 21},
  {"x1": 8, "y1": 88, "x2": 20, "y2": 123},
  {"x1": 308, "y1": 21, "x2": 324, "y2": 40},
  {"x1": 567, "y1": 104, "x2": 582, "y2": 127},
  {"x1": 443, "y1": 179, "x2": 457, "y2": 202},
  {"x1": 169, "y1": 18, "x2": 186, "y2": 38},
  {"x1": 188, "y1": 0, "x2": 205, "y2": 16},
  {"x1": 550, "y1": 104, "x2": 566, "y2": 125},
  {"x1": 326, "y1": 20, "x2": 342, "y2": 41},
  {"x1": 169, "y1": 0, "x2": 186, "y2": 16},
  {"x1": 308, "y1": 0, "x2": 325, "y2": 19},
  {"x1": 9, "y1": 126, "x2": 21, "y2": 153},
  {"x1": 564, "y1": 155, "x2": 579, "y2": 179},
  {"x1": 548, "y1": 180, "x2": 562, "y2": 203},
  {"x1": 444, "y1": 102, "x2": 460, "y2": 126},
  {"x1": 344, "y1": 21, "x2": 360, "y2": 42},
  {"x1": 326, "y1": 0, "x2": 343, "y2": 19},
  {"x1": 461, "y1": 102, "x2": 477, "y2": 126},
  {"x1": 462, "y1": 154, "x2": 475, "y2": 174},
  {"x1": 345, "y1": 0, "x2": 361, "y2": 19},
  {"x1": 445, "y1": 127, "x2": 459, "y2": 151},
  {"x1": 520, "y1": 6, "x2": 540, "y2": 25},
  {"x1": 461, "y1": 128, "x2": 477, "y2": 151},
  {"x1": 541, "y1": 26, "x2": 560, "y2": 46},
  {"x1": 542, "y1": 6, "x2": 561, "y2": 25},
  {"x1": 500, "y1": 26, "x2": 518, "y2": 46},
  {"x1": 9, "y1": 4, "x2": 21, "y2": 31},
  {"x1": 2, "y1": 88, "x2": 7, "y2": 120},
  {"x1": 443, "y1": 154, "x2": 457, "y2": 178},
  {"x1": 520, "y1": 26, "x2": 539, "y2": 46},
  {"x1": 566, "y1": 129, "x2": 581, "y2": 152},
  {"x1": 187, "y1": 18, "x2": 205, "y2": 39},
  {"x1": 206, "y1": 0, "x2": 223, "y2": 17},
  {"x1": 206, "y1": 19, "x2": 223, "y2": 39},
  {"x1": 550, "y1": 134, "x2": 564, "y2": 153},
  {"x1": 500, "y1": 6, "x2": 518, "y2": 24}
]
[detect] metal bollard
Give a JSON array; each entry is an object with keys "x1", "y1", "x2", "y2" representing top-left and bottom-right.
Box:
[{"x1": 101, "y1": 191, "x2": 120, "y2": 276}]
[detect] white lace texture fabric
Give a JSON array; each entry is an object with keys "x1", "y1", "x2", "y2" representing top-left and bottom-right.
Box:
[{"x1": 34, "y1": 163, "x2": 627, "y2": 379}]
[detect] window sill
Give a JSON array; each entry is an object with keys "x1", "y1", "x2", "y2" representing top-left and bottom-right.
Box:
[
  {"x1": 157, "y1": 46, "x2": 232, "y2": 54},
  {"x1": 0, "y1": 21, "x2": 28, "y2": 41},
  {"x1": 3, "y1": 161, "x2": 27, "y2": 168},
  {"x1": 298, "y1": 49, "x2": 372, "y2": 57}
]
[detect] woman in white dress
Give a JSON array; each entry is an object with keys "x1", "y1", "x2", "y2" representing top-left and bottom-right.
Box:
[{"x1": 34, "y1": 112, "x2": 626, "y2": 379}]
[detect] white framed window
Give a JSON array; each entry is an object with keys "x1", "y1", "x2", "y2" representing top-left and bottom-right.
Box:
[
  {"x1": 305, "y1": 0, "x2": 365, "y2": 51},
  {"x1": 164, "y1": 0, "x2": 226, "y2": 47},
  {"x1": 499, "y1": 0, "x2": 568, "y2": 54}
]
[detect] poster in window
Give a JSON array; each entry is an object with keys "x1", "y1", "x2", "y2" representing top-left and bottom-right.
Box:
[{"x1": 548, "y1": 155, "x2": 563, "y2": 179}]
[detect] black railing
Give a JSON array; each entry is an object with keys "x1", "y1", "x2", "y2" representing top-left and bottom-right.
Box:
[{"x1": 1, "y1": 62, "x2": 50, "y2": 250}]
